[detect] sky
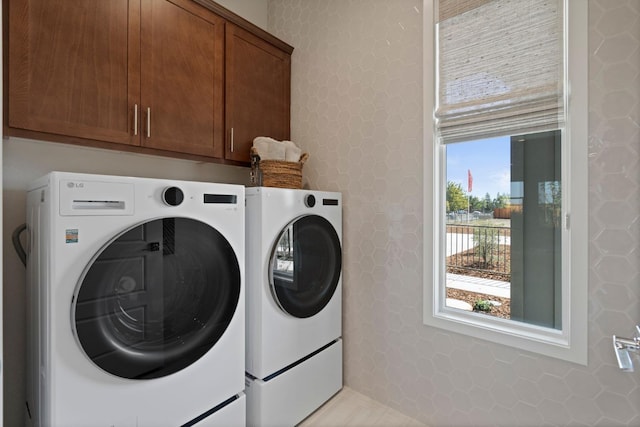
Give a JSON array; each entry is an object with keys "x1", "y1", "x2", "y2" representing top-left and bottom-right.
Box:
[{"x1": 446, "y1": 136, "x2": 511, "y2": 199}]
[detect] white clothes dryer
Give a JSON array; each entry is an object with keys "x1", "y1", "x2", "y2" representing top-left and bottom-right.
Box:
[
  {"x1": 245, "y1": 187, "x2": 343, "y2": 427},
  {"x1": 25, "y1": 172, "x2": 245, "y2": 427}
]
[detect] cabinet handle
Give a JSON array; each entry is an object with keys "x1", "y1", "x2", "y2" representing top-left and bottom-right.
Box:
[
  {"x1": 133, "y1": 104, "x2": 138, "y2": 136},
  {"x1": 146, "y1": 107, "x2": 151, "y2": 138},
  {"x1": 230, "y1": 127, "x2": 234, "y2": 152}
]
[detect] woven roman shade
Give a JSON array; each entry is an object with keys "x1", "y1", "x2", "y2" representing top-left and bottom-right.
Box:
[
  {"x1": 435, "y1": 0, "x2": 564, "y2": 143},
  {"x1": 438, "y1": 0, "x2": 492, "y2": 22}
]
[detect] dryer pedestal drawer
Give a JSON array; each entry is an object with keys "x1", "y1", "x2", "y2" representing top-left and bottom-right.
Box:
[{"x1": 245, "y1": 339, "x2": 343, "y2": 427}]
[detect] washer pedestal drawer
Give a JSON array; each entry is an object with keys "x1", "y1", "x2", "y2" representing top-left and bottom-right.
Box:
[{"x1": 245, "y1": 339, "x2": 342, "y2": 427}]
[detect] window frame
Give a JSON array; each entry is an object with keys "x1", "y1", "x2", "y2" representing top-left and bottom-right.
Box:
[{"x1": 423, "y1": 0, "x2": 588, "y2": 365}]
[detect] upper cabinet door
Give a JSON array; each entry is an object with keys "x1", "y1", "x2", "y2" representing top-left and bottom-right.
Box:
[
  {"x1": 140, "y1": 0, "x2": 224, "y2": 158},
  {"x1": 8, "y1": 0, "x2": 140, "y2": 146},
  {"x1": 225, "y1": 24, "x2": 291, "y2": 163}
]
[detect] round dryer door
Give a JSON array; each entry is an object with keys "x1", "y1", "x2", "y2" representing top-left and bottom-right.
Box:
[
  {"x1": 73, "y1": 218, "x2": 241, "y2": 380},
  {"x1": 269, "y1": 214, "x2": 342, "y2": 318}
]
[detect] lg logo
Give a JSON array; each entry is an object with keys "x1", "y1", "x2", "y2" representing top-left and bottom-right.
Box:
[{"x1": 67, "y1": 182, "x2": 84, "y2": 189}]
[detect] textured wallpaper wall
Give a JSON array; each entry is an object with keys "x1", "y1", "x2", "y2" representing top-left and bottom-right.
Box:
[{"x1": 269, "y1": 1, "x2": 639, "y2": 426}]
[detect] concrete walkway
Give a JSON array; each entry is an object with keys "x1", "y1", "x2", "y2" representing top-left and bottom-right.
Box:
[
  {"x1": 446, "y1": 272, "x2": 510, "y2": 298},
  {"x1": 445, "y1": 233, "x2": 473, "y2": 256}
]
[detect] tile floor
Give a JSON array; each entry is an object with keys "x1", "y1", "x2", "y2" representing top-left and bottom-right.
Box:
[{"x1": 298, "y1": 387, "x2": 427, "y2": 427}]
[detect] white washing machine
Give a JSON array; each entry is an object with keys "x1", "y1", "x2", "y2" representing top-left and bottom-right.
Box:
[
  {"x1": 244, "y1": 187, "x2": 343, "y2": 427},
  {"x1": 25, "y1": 172, "x2": 246, "y2": 427}
]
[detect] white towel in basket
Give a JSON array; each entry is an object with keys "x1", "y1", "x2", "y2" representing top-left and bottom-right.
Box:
[
  {"x1": 253, "y1": 137, "x2": 285, "y2": 161},
  {"x1": 253, "y1": 137, "x2": 303, "y2": 162},
  {"x1": 282, "y1": 140, "x2": 302, "y2": 162}
]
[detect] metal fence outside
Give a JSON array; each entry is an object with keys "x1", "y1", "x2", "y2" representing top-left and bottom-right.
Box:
[{"x1": 446, "y1": 224, "x2": 511, "y2": 280}]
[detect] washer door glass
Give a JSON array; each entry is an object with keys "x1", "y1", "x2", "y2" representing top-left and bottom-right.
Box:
[
  {"x1": 269, "y1": 215, "x2": 341, "y2": 318},
  {"x1": 73, "y1": 218, "x2": 241, "y2": 380}
]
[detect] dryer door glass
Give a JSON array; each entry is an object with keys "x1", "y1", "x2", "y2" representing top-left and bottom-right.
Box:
[
  {"x1": 73, "y1": 218, "x2": 241, "y2": 379},
  {"x1": 270, "y1": 214, "x2": 342, "y2": 318}
]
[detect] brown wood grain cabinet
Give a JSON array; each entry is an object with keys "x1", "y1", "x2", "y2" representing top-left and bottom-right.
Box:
[
  {"x1": 8, "y1": 0, "x2": 138, "y2": 146},
  {"x1": 5, "y1": 0, "x2": 292, "y2": 165},
  {"x1": 139, "y1": 0, "x2": 225, "y2": 158},
  {"x1": 225, "y1": 24, "x2": 291, "y2": 163}
]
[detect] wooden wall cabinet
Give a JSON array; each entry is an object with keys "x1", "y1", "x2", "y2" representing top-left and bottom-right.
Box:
[
  {"x1": 8, "y1": 0, "x2": 138, "y2": 146},
  {"x1": 140, "y1": 0, "x2": 225, "y2": 158},
  {"x1": 225, "y1": 24, "x2": 291, "y2": 163},
  {"x1": 5, "y1": 0, "x2": 293, "y2": 165}
]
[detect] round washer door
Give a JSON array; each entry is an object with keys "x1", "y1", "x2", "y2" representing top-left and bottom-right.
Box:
[
  {"x1": 73, "y1": 217, "x2": 241, "y2": 380},
  {"x1": 269, "y1": 214, "x2": 342, "y2": 318}
]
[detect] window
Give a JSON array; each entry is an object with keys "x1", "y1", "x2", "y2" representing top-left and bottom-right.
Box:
[{"x1": 423, "y1": 0, "x2": 588, "y2": 364}]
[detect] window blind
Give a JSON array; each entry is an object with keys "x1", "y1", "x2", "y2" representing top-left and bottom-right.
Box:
[{"x1": 435, "y1": 0, "x2": 564, "y2": 143}]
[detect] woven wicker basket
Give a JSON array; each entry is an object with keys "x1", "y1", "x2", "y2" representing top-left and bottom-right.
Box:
[{"x1": 250, "y1": 147, "x2": 309, "y2": 189}]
